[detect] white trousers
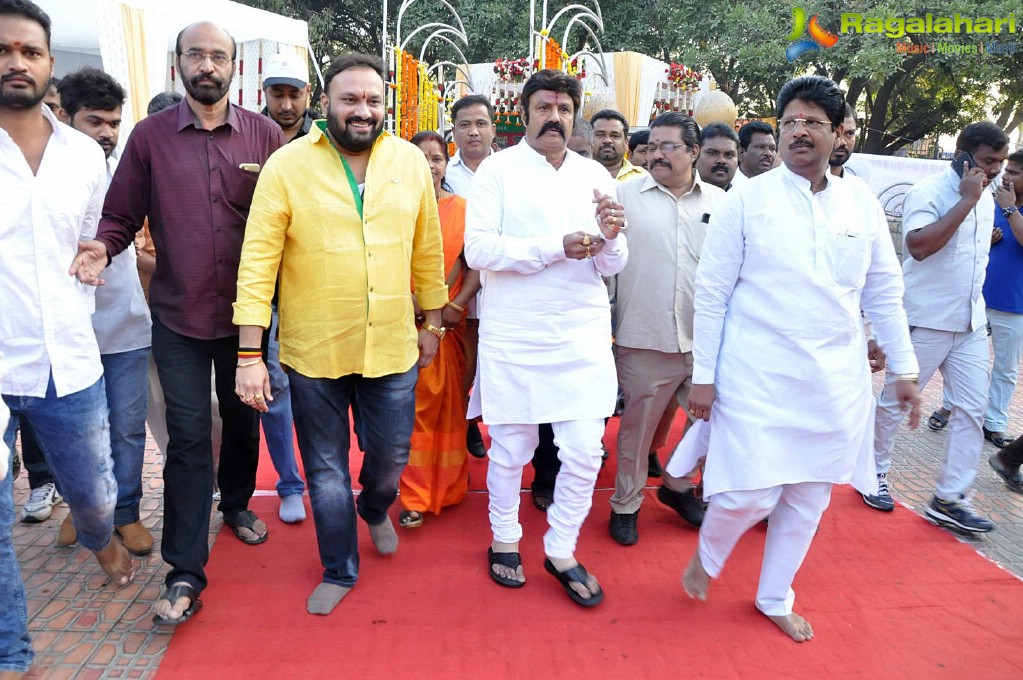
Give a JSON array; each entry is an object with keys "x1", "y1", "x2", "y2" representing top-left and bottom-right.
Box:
[
  {"x1": 698, "y1": 482, "x2": 832, "y2": 616},
  {"x1": 874, "y1": 327, "x2": 988, "y2": 500},
  {"x1": 487, "y1": 419, "x2": 604, "y2": 559}
]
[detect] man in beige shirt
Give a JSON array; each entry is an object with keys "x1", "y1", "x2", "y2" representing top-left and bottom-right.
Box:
[{"x1": 609, "y1": 112, "x2": 726, "y2": 545}]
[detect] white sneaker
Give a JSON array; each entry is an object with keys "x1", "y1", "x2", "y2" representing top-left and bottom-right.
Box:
[{"x1": 22, "y1": 482, "x2": 63, "y2": 522}]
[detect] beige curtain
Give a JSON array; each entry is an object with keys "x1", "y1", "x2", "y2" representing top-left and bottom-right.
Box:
[
  {"x1": 120, "y1": 5, "x2": 150, "y2": 124},
  {"x1": 612, "y1": 52, "x2": 644, "y2": 127}
]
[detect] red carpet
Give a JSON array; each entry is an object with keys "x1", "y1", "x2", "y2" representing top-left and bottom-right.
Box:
[{"x1": 159, "y1": 418, "x2": 1023, "y2": 679}]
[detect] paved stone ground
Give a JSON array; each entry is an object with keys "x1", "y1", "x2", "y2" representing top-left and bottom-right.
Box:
[{"x1": 9, "y1": 365, "x2": 1023, "y2": 677}]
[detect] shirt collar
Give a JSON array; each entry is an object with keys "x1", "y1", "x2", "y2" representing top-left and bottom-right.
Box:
[
  {"x1": 639, "y1": 171, "x2": 706, "y2": 199},
  {"x1": 40, "y1": 103, "x2": 68, "y2": 142},
  {"x1": 176, "y1": 98, "x2": 242, "y2": 132},
  {"x1": 451, "y1": 147, "x2": 492, "y2": 170},
  {"x1": 310, "y1": 119, "x2": 391, "y2": 151},
  {"x1": 779, "y1": 163, "x2": 833, "y2": 193}
]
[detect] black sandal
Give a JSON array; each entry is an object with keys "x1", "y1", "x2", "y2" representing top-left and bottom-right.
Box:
[
  {"x1": 927, "y1": 409, "x2": 949, "y2": 432},
  {"x1": 223, "y1": 510, "x2": 268, "y2": 545},
  {"x1": 488, "y1": 547, "x2": 525, "y2": 588},
  {"x1": 544, "y1": 558, "x2": 604, "y2": 607},
  {"x1": 153, "y1": 583, "x2": 202, "y2": 626}
]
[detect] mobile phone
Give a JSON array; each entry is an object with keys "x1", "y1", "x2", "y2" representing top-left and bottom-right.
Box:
[{"x1": 951, "y1": 151, "x2": 976, "y2": 178}]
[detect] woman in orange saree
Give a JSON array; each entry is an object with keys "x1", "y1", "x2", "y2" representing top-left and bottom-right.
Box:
[{"x1": 399, "y1": 131, "x2": 482, "y2": 528}]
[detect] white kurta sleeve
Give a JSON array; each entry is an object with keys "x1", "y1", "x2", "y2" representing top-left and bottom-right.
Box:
[
  {"x1": 593, "y1": 232, "x2": 627, "y2": 276},
  {"x1": 464, "y1": 162, "x2": 567, "y2": 274},
  {"x1": 692, "y1": 190, "x2": 746, "y2": 384},
  {"x1": 860, "y1": 201, "x2": 919, "y2": 374}
]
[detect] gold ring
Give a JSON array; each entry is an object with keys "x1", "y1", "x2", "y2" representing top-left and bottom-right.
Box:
[
  {"x1": 585, "y1": 245, "x2": 592, "y2": 258},
  {"x1": 247, "y1": 394, "x2": 255, "y2": 400},
  {"x1": 254, "y1": 395, "x2": 264, "y2": 401},
  {"x1": 582, "y1": 233, "x2": 591, "y2": 246}
]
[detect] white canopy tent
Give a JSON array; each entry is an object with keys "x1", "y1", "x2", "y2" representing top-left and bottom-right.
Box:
[{"x1": 37, "y1": 0, "x2": 310, "y2": 142}]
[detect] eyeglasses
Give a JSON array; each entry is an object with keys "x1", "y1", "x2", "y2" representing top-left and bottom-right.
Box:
[
  {"x1": 647, "y1": 142, "x2": 688, "y2": 154},
  {"x1": 779, "y1": 117, "x2": 830, "y2": 132},
  {"x1": 181, "y1": 50, "x2": 232, "y2": 66}
]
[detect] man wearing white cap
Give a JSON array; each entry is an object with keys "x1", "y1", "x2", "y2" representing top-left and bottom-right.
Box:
[
  {"x1": 256, "y1": 53, "x2": 316, "y2": 524},
  {"x1": 262, "y1": 53, "x2": 314, "y2": 143}
]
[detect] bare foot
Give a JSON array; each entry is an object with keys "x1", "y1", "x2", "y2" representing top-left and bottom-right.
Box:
[
  {"x1": 368, "y1": 517, "x2": 398, "y2": 555},
  {"x1": 766, "y1": 612, "x2": 814, "y2": 642},
  {"x1": 307, "y1": 583, "x2": 352, "y2": 615},
  {"x1": 94, "y1": 538, "x2": 135, "y2": 587},
  {"x1": 153, "y1": 582, "x2": 195, "y2": 621},
  {"x1": 547, "y1": 555, "x2": 599, "y2": 600},
  {"x1": 682, "y1": 551, "x2": 709, "y2": 601},
  {"x1": 491, "y1": 541, "x2": 525, "y2": 584}
]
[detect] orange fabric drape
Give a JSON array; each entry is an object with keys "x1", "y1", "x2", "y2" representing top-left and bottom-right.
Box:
[{"x1": 400, "y1": 195, "x2": 470, "y2": 514}]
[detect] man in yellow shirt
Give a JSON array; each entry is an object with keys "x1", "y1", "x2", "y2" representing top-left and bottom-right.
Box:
[
  {"x1": 591, "y1": 109, "x2": 647, "y2": 182},
  {"x1": 233, "y1": 53, "x2": 447, "y2": 616}
]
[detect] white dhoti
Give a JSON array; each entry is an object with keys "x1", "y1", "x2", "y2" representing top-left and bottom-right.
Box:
[
  {"x1": 698, "y1": 481, "x2": 833, "y2": 616},
  {"x1": 487, "y1": 419, "x2": 604, "y2": 559}
]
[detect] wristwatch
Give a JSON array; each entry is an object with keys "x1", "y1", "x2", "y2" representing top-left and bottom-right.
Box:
[
  {"x1": 421, "y1": 323, "x2": 446, "y2": 340},
  {"x1": 1003, "y1": 205, "x2": 1019, "y2": 218}
]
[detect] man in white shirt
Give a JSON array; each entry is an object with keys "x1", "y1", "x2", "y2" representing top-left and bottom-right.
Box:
[
  {"x1": 869, "y1": 122, "x2": 1009, "y2": 531},
  {"x1": 610, "y1": 112, "x2": 726, "y2": 546},
  {"x1": 734, "y1": 121, "x2": 776, "y2": 183},
  {"x1": 56, "y1": 67, "x2": 154, "y2": 555},
  {"x1": 680, "y1": 75, "x2": 919, "y2": 642},
  {"x1": 0, "y1": 2, "x2": 134, "y2": 673},
  {"x1": 465, "y1": 70, "x2": 627, "y2": 607},
  {"x1": 446, "y1": 94, "x2": 496, "y2": 459}
]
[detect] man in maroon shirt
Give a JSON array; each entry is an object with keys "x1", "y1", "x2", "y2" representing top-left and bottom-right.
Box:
[{"x1": 71, "y1": 21, "x2": 284, "y2": 626}]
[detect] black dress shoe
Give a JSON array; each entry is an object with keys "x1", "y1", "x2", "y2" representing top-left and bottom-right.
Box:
[
  {"x1": 609, "y1": 510, "x2": 639, "y2": 545},
  {"x1": 647, "y1": 451, "x2": 663, "y2": 478},
  {"x1": 466, "y1": 421, "x2": 487, "y2": 458},
  {"x1": 656, "y1": 486, "x2": 705, "y2": 528}
]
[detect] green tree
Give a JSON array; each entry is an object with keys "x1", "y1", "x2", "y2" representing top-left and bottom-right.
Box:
[{"x1": 239, "y1": 0, "x2": 1020, "y2": 154}]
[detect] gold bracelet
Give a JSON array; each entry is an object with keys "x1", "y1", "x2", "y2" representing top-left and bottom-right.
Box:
[
  {"x1": 237, "y1": 359, "x2": 264, "y2": 368},
  {"x1": 446, "y1": 300, "x2": 465, "y2": 313},
  {"x1": 421, "y1": 323, "x2": 446, "y2": 340},
  {"x1": 893, "y1": 373, "x2": 918, "y2": 382}
]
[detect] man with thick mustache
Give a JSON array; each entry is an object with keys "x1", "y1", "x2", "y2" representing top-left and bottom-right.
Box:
[
  {"x1": 680, "y1": 76, "x2": 919, "y2": 642},
  {"x1": 609, "y1": 112, "x2": 725, "y2": 546},
  {"x1": 465, "y1": 70, "x2": 626, "y2": 607},
  {"x1": 233, "y1": 53, "x2": 446, "y2": 616},
  {"x1": 71, "y1": 21, "x2": 283, "y2": 626},
  {"x1": 695, "y1": 123, "x2": 740, "y2": 191}
]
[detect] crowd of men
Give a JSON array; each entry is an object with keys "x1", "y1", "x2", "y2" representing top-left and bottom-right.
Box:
[{"x1": 3, "y1": 0, "x2": 1023, "y2": 673}]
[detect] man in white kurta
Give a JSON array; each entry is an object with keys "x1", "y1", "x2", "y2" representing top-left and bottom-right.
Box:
[
  {"x1": 680, "y1": 76, "x2": 920, "y2": 642},
  {"x1": 464, "y1": 70, "x2": 627, "y2": 607}
]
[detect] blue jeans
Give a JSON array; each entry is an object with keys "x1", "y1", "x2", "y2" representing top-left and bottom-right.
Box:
[
  {"x1": 288, "y1": 366, "x2": 417, "y2": 587},
  {"x1": 102, "y1": 347, "x2": 151, "y2": 525},
  {"x1": 1, "y1": 399, "x2": 33, "y2": 673},
  {"x1": 3, "y1": 376, "x2": 116, "y2": 551},
  {"x1": 984, "y1": 309, "x2": 1023, "y2": 433},
  {"x1": 261, "y1": 309, "x2": 304, "y2": 497}
]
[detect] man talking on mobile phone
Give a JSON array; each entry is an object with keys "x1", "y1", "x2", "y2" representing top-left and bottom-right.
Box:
[{"x1": 867, "y1": 122, "x2": 1009, "y2": 532}]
